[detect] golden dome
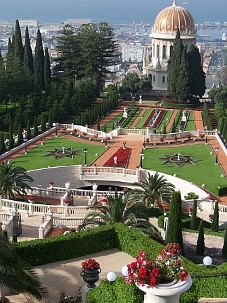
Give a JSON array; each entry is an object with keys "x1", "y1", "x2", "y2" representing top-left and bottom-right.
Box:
[{"x1": 153, "y1": 1, "x2": 196, "y2": 34}]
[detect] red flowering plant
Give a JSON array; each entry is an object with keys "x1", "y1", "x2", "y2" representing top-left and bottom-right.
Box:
[
  {"x1": 81, "y1": 258, "x2": 101, "y2": 272},
  {"x1": 125, "y1": 243, "x2": 188, "y2": 287}
]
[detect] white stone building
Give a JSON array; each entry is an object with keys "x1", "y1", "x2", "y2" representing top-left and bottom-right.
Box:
[
  {"x1": 121, "y1": 43, "x2": 146, "y2": 63},
  {"x1": 143, "y1": 0, "x2": 198, "y2": 93}
]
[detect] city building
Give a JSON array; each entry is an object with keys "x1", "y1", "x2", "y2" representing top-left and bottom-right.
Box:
[
  {"x1": 121, "y1": 42, "x2": 146, "y2": 63},
  {"x1": 143, "y1": 0, "x2": 198, "y2": 93}
]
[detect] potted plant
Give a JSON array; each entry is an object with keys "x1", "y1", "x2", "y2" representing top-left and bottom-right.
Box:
[
  {"x1": 125, "y1": 243, "x2": 188, "y2": 287},
  {"x1": 80, "y1": 258, "x2": 101, "y2": 289},
  {"x1": 209, "y1": 213, "x2": 214, "y2": 222},
  {"x1": 125, "y1": 243, "x2": 191, "y2": 303}
]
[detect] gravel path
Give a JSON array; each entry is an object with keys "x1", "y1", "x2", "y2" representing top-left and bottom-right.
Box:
[{"x1": 183, "y1": 232, "x2": 224, "y2": 265}]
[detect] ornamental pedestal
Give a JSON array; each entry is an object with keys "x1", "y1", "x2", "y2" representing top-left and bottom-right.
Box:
[{"x1": 137, "y1": 276, "x2": 192, "y2": 303}]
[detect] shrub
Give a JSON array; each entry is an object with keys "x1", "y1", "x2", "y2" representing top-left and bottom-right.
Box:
[{"x1": 184, "y1": 192, "x2": 199, "y2": 200}]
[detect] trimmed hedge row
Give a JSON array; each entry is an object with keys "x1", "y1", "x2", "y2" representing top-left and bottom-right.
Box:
[{"x1": 13, "y1": 223, "x2": 227, "y2": 302}]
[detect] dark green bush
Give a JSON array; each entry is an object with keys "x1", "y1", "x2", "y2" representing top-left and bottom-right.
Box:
[
  {"x1": 87, "y1": 277, "x2": 143, "y2": 303},
  {"x1": 215, "y1": 185, "x2": 227, "y2": 196}
]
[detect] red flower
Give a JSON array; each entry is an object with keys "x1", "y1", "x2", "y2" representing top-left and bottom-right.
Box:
[
  {"x1": 81, "y1": 258, "x2": 100, "y2": 270},
  {"x1": 180, "y1": 269, "x2": 188, "y2": 281},
  {"x1": 152, "y1": 267, "x2": 160, "y2": 278},
  {"x1": 139, "y1": 267, "x2": 147, "y2": 279},
  {"x1": 149, "y1": 277, "x2": 157, "y2": 287},
  {"x1": 49, "y1": 181, "x2": 54, "y2": 185}
]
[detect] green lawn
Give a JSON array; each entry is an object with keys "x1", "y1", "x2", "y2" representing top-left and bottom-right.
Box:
[
  {"x1": 142, "y1": 144, "x2": 226, "y2": 193},
  {"x1": 102, "y1": 112, "x2": 122, "y2": 132},
  {"x1": 135, "y1": 108, "x2": 153, "y2": 128},
  {"x1": 185, "y1": 111, "x2": 196, "y2": 131},
  {"x1": 156, "y1": 110, "x2": 173, "y2": 131},
  {"x1": 12, "y1": 137, "x2": 107, "y2": 170}
]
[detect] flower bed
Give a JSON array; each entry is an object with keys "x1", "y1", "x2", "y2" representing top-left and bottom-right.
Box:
[
  {"x1": 143, "y1": 110, "x2": 155, "y2": 127},
  {"x1": 104, "y1": 147, "x2": 130, "y2": 167},
  {"x1": 152, "y1": 110, "x2": 166, "y2": 128}
]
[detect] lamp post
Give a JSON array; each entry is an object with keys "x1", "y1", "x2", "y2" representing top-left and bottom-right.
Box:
[
  {"x1": 215, "y1": 147, "x2": 219, "y2": 165},
  {"x1": 143, "y1": 132, "x2": 146, "y2": 149},
  {"x1": 55, "y1": 122, "x2": 58, "y2": 136},
  {"x1": 84, "y1": 148, "x2": 88, "y2": 166},
  {"x1": 140, "y1": 151, "x2": 144, "y2": 168}
]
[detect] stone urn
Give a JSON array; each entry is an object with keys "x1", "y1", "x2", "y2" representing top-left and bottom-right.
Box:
[
  {"x1": 80, "y1": 269, "x2": 101, "y2": 289},
  {"x1": 137, "y1": 275, "x2": 192, "y2": 303}
]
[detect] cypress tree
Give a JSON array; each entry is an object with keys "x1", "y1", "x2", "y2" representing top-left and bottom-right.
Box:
[
  {"x1": 34, "y1": 29, "x2": 45, "y2": 91},
  {"x1": 41, "y1": 113, "x2": 46, "y2": 133},
  {"x1": 177, "y1": 47, "x2": 190, "y2": 102},
  {"x1": 44, "y1": 47, "x2": 51, "y2": 94},
  {"x1": 33, "y1": 116, "x2": 38, "y2": 137},
  {"x1": 96, "y1": 116, "x2": 100, "y2": 131},
  {"x1": 196, "y1": 219, "x2": 205, "y2": 256},
  {"x1": 212, "y1": 200, "x2": 219, "y2": 232},
  {"x1": 26, "y1": 120, "x2": 31, "y2": 140},
  {"x1": 14, "y1": 20, "x2": 24, "y2": 63},
  {"x1": 166, "y1": 191, "x2": 184, "y2": 254},
  {"x1": 222, "y1": 225, "x2": 227, "y2": 259},
  {"x1": 218, "y1": 117, "x2": 225, "y2": 135},
  {"x1": 163, "y1": 123, "x2": 166, "y2": 134},
  {"x1": 167, "y1": 29, "x2": 184, "y2": 100},
  {"x1": 17, "y1": 123, "x2": 23, "y2": 145},
  {"x1": 188, "y1": 44, "x2": 206, "y2": 98},
  {"x1": 8, "y1": 113, "x2": 14, "y2": 149},
  {"x1": 48, "y1": 110, "x2": 53, "y2": 129},
  {"x1": 0, "y1": 132, "x2": 6, "y2": 153},
  {"x1": 190, "y1": 199, "x2": 197, "y2": 230},
  {"x1": 24, "y1": 26, "x2": 34, "y2": 73}
]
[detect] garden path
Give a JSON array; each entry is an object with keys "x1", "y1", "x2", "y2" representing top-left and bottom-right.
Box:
[
  {"x1": 166, "y1": 109, "x2": 178, "y2": 132},
  {"x1": 130, "y1": 107, "x2": 146, "y2": 128},
  {"x1": 193, "y1": 110, "x2": 204, "y2": 131}
]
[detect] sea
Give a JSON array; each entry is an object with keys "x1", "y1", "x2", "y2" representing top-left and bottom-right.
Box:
[{"x1": 0, "y1": 0, "x2": 227, "y2": 41}]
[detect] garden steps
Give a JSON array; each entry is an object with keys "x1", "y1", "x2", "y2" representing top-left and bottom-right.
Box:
[
  {"x1": 130, "y1": 107, "x2": 147, "y2": 128},
  {"x1": 166, "y1": 109, "x2": 178, "y2": 132},
  {"x1": 193, "y1": 110, "x2": 204, "y2": 131},
  {"x1": 46, "y1": 226, "x2": 70, "y2": 237}
]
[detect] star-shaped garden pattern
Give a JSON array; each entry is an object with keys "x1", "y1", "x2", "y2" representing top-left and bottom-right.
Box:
[
  {"x1": 159, "y1": 153, "x2": 197, "y2": 167},
  {"x1": 44, "y1": 147, "x2": 81, "y2": 159}
]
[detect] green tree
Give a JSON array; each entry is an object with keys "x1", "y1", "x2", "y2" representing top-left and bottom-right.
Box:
[
  {"x1": 33, "y1": 116, "x2": 38, "y2": 137},
  {"x1": 26, "y1": 120, "x2": 31, "y2": 140},
  {"x1": 23, "y1": 26, "x2": 34, "y2": 74},
  {"x1": 53, "y1": 24, "x2": 81, "y2": 84},
  {"x1": 44, "y1": 47, "x2": 51, "y2": 94},
  {"x1": 222, "y1": 225, "x2": 227, "y2": 259},
  {"x1": 8, "y1": 113, "x2": 14, "y2": 150},
  {"x1": 0, "y1": 132, "x2": 6, "y2": 154},
  {"x1": 34, "y1": 29, "x2": 45, "y2": 91},
  {"x1": 165, "y1": 191, "x2": 184, "y2": 254},
  {"x1": 131, "y1": 172, "x2": 175, "y2": 208},
  {"x1": 177, "y1": 47, "x2": 190, "y2": 101},
  {"x1": 0, "y1": 235, "x2": 48, "y2": 300},
  {"x1": 81, "y1": 191, "x2": 162, "y2": 241},
  {"x1": 120, "y1": 72, "x2": 141, "y2": 99},
  {"x1": 190, "y1": 199, "x2": 197, "y2": 230},
  {"x1": 188, "y1": 44, "x2": 206, "y2": 98},
  {"x1": 13, "y1": 20, "x2": 24, "y2": 63},
  {"x1": 212, "y1": 200, "x2": 219, "y2": 232},
  {"x1": 195, "y1": 219, "x2": 205, "y2": 256},
  {"x1": 0, "y1": 162, "x2": 33, "y2": 199},
  {"x1": 167, "y1": 29, "x2": 184, "y2": 100},
  {"x1": 17, "y1": 123, "x2": 23, "y2": 145}
]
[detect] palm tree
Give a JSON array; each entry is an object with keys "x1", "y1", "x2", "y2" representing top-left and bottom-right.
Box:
[
  {"x1": 0, "y1": 162, "x2": 33, "y2": 199},
  {"x1": 81, "y1": 191, "x2": 162, "y2": 241},
  {"x1": 131, "y1": 172, "x2": 175, "y2": 208},
  {"x1": 0, "y1": 235, "x2": 48, "y2": 300}
]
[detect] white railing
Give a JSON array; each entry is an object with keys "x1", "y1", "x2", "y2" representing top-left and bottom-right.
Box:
[
  {"x1": 39, "y1": 217, "x2": 53, "y2": 239},
  {"x1": 1, "y1": 216, "x2": 14, "y2": 238}
]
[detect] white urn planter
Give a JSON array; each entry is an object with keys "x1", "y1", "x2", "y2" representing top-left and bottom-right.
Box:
[{"x1": 137, "y1": 275, "x2": 192, "y2": 303}]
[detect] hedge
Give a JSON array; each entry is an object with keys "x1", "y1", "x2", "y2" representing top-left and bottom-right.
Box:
[{"x1": 13, "y1": 223, "x2": 227, "y2": 302}]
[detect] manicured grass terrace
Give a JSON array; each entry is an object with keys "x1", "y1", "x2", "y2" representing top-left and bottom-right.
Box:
[
  {"x1": 12, "y1": 137, "x2": 107, "y2": 170},
  {"x1": 142, "y1": 144, "x2": 226, "y2": 194}
]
